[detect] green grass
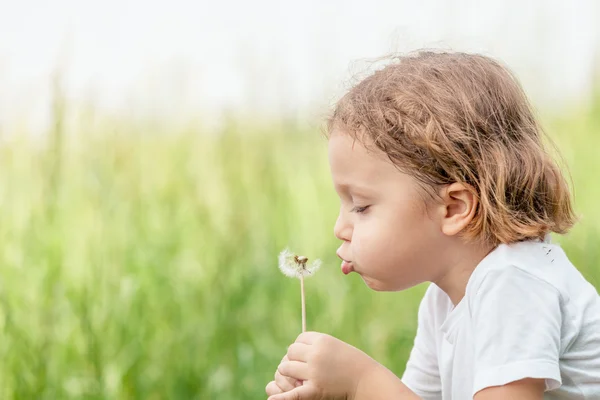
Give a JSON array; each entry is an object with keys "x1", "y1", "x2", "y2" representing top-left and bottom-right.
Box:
[{"x1": 0, "y1": 102, "x2": 598, "y2": 399}]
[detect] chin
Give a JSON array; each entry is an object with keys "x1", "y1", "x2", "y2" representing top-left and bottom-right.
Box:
[
  {"x1": 361, "y1": 275, "x2": 420, "y2": 292},
  {"x1": 361, "y1": 276, "x2": 394, "y2": 292}
]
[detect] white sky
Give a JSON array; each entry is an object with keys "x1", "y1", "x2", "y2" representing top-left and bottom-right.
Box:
[{"x1": 0, "y1": 0, "x2": 598, "y2": 132}]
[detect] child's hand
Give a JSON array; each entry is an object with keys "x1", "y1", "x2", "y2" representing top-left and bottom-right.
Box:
[
  {"x1": 265, "y1": 332, "x2": 379, "y2": 400},
  {"x1": 265, "y1": 354, "x2": 303, "y2": 395}
]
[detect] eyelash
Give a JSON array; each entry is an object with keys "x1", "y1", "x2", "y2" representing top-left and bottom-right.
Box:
[{"x1": 351, "y1": 205, "x2": 370, "y2": 214}]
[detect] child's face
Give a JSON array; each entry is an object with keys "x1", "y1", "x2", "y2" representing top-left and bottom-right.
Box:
[{"x1": 329, "y1": 129, "x2": 444, "y2": 291}]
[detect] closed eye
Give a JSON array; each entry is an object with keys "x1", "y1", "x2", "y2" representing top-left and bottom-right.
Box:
[{"x1": 351, "y1": 205, "x2": 370, "y2": 214}]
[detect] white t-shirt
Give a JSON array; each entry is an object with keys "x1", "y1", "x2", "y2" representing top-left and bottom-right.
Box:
[{"x1": 401, "y1": 239, "x2": 600, "y2": 399}]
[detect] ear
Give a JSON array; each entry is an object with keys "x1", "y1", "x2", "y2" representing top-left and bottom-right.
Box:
[{"x1": 439, "y1": 182, "x2": 478, "y2": 237}]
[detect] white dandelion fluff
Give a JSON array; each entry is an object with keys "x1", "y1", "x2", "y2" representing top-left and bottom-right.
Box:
[
  {"x1": 278, "y1": 248, "x2": 322, "y2": 278},
  {"x1": 278, "y1": 247, "x2": 321, "y2": 332}
]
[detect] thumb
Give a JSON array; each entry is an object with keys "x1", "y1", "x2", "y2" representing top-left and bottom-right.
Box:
[{"x1": 267, "y1": 385, "x2": 312, "y2": 400}]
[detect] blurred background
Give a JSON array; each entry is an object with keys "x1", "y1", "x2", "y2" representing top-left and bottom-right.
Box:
[{"x1": 0, "y1": 0, "x2": 599, "y2": 398}]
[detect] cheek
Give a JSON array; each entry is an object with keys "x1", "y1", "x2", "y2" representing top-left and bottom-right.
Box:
[
  {"x1": 351, "y1": 201, "x2": 441, "y2": 290},
  {"x1": 357, "y1": 207, "x2": 433, "y2": 263},
  {"x1": 351, "y1": 218, "x2": 393, "y2": 261}
]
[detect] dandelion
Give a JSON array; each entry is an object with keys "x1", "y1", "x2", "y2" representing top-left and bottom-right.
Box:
[{"x1": 278, "y1": 248, "x2": 321, "y2": 332}]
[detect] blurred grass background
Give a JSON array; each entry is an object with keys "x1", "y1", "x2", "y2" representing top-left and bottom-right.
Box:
[{"x1": 0, "y1": 88, "x2": 598, "y2": 399}]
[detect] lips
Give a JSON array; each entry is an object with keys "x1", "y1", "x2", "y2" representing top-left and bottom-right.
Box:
[
  {"x1": 341, "y1": 260, "x2": 354, "y2": 275},
  {"x1": 336, "y1": 250, "x2": 354, "y2": 275}
]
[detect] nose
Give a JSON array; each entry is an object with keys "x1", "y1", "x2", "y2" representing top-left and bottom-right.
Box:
[{"x1": 333, "y1": 209, "x2": 352, "y2": 242}]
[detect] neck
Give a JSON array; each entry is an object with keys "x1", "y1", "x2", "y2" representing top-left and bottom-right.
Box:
[{"x1": 432, "y1": 239, "x2": 496, "y2": 305}]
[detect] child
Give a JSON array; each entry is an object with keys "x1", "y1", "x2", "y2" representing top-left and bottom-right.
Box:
[{"x1": 265, "y1": 51, "x2": 600, "y2": 400}]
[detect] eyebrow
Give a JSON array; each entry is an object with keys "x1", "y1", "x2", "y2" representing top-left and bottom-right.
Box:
[{"x1": 334, "y1": 182, "x2": 375, "y2": 197}]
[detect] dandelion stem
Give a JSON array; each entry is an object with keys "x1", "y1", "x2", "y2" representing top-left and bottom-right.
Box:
[{"x1": 300, "y1": 274, "x2": 306, "y2": 333}]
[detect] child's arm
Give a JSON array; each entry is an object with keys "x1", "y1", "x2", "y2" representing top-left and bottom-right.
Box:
[
  {"x1": 473, "y1": 378, "x2": 545, "y2": 400},
  {"x1": 354, "y1": 362, "x2": 421, "y2": 400}
]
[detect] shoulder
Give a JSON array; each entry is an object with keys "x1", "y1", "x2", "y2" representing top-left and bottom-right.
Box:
[
  {"x1": 461, "y1": 240, "x2": 600, "y2": 396},
  {"x1": 466, "y1": 239, "x2": 580, "y2": 306},
  {"x1": 464, "y1": 242, "x2": 567, "y2": 395},
  {"x1": 463, "y1": 240, "x2": 573, "y2": 330}
]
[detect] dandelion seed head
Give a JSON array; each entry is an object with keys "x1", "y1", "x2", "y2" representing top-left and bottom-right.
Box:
[{"x1": 278, "y1": 248, "x2": 321, "y2": 278}]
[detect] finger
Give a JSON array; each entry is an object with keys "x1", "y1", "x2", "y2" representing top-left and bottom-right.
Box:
[
  {"x1": 274, "y1": 369, "x2": 298, "y2": 392},
  {"x1": 278, "y1": 360, "x2": 310, "y2": 381},
  {"x1": 275, "y1": 354, "x2": 291, "y2": 379},
  {"x1": 287, "y1": 342, "x2": 310, "y2": 362},
  {"x1": 295, "y1": 331, "x2": 322, "y2": 345},
  {"x1": 265, "y1": 381, "x2": 283, "y2": 396},
  {"x1": 268, "y1": 385, "x2": 313, "y2": 400}
]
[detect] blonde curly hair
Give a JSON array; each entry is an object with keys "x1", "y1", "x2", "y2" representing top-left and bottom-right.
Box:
[{"x1": 328, "y1": 50, "x2": 576, "y2": 245}]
